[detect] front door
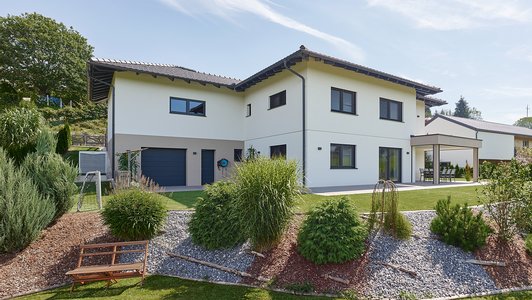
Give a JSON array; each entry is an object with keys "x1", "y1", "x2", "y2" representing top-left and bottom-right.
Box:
[
  {"x1": 201, "y1": 150, "x2": 215, "y2": 185},
  {"x1": 379, "y1": 147, "x2": 402, "y2": 182}
]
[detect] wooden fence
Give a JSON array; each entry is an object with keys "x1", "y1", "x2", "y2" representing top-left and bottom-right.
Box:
[{"x1": 72, "y1": 134, "x2": 106, "y2": 146}]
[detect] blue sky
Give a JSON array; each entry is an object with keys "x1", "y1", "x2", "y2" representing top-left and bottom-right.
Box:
[{"x1": 2, "y1": 0, "x2": 531, "y2": 124}]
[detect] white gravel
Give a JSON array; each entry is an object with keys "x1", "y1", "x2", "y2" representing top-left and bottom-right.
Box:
[
  {"x1": 362, "y1": 211, "x2": 498, "y2": 299},
  {"x1": 120, "y1": 211, "x2": 254, "y2": 283}
]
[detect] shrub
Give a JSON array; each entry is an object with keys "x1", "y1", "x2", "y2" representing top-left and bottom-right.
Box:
[
  {"x1": 0, "y1": 107, "x2": 45, "y2": 163},
  {"x1": 284, "y1": 281, "x2": 314, "y2": 293},
  {"x1": 384, "y1": 211, "x2": 412, "y2": 240},
  {"x1": 189, "y1": 181, "x2": 245, "y2": 249},
  {"x1": 35, "y1": 127, "x2": 57, "y2": 155},
  {"x1": 56, "y1": 123, "x2": 71, "y2": 155},
  {"x1": 0, "y1": 149, "x2": 55, "y2": 253},
  {"x1": 22, "y1": 152, "x2": 78, "y2": 221},
  {"x1": 102, "y1": 189, "x2": 167, "y2": 240},
  {"x1": 480, "y1": 161, "x2": 496, "y2": 180},
  {"x1": 525, "y1": 234, "x2": 532, "y2": 255},
  {"x1": 233, "y1": 157, "x2": 301, "y2": 252},
  {"x1": 298, "y1": 198, "x2": 367, "y2": 264},
  {"x1": 480, "y1": 159, "x2": 531, "y2": 240},
  {"x1": 431, "y1": 197, "x2": 491, "y2": 251},
  {"x1": 464, "y1": 163, "x2": 472, "y2": 181}
]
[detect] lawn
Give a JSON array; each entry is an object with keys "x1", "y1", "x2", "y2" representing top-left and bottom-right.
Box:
[
  {"x1": 77, "y1": 186, "x2": 480, "y2": 212},
  {"x1": 18, "y1": 275, "x2": 337, "y2": 300},
  {"x1": 465, "y1": 291, "x2": 532, "y2": 300}
]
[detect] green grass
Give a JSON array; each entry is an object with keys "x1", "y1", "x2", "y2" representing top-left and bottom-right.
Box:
[
  {"x1": 297, "y1": 185, "x2": 480, "y2": 213},
  {"x1": 464, "y1": 291, "x2": 532, "y2": 299},
  {"x1": 18, "y1": 275, "x2": 336, "y2": 300},
  {"x1": 76, "y1": 186, "x2": 480, "y2": 213}
]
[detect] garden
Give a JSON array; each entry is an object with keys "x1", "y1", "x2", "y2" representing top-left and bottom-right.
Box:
[{"x1": 0, "y1": 107, "x2": 531, "y2": 300}]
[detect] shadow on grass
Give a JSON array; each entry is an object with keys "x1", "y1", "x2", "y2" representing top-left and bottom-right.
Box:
[{"x1": 159, "y1": 191, "x2": 204, "y2": 210}]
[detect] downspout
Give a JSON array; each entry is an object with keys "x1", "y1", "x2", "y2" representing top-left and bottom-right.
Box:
[
  {"x1": 88, "y1": 73, "x2": 116, "y2": 180},
  {"x1": 283, "y1": 59, "x2": 306, "y2": 186}
]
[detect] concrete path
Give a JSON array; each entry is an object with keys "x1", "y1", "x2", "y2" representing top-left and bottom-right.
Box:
[{"x1": 310, "y1": 181, "x2": 482, "y2": 196}]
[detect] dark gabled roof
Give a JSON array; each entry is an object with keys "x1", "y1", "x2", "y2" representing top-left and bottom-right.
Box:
[
  {"x1": 88, "y1": 58, "x2": 240, "y2": 101},
  {"x1": 88, "y1": 46, "x2": 443, "y2": 106},
  {"x1": 234, "y1": 46, "x2": 443, "y2": 98},
  {"x1": 416, "y1": 95, "x2": 447, "y2": 107},
  {"x1": 428, "y1": 114, "x2": 532, "y2": 138}
]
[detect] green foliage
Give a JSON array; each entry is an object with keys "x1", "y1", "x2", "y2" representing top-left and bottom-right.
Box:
[
  {"x1": 0, "y1": 107, "x2": 44, "y2": 163},
  {"x1": 480, "y1": 161, "x2": 496, "y2": 180},
  {"x1": 38, "y1": 103, "x2": 107, "y2": 124},
  {"x1": 525, "y1": 234, "x2": 532, "y2": 254},
  {"x1": 514, "y1": 117, "x2": 532, "y2": 129},
  {"x1": 0, "y1": 148, "x2": 55, "y2": 253},
  {"x1": 298, "y1": 198, "x2": 367, "y2": 264},
  {"x1": 431, "y1": 197, "x2": 491, "y2": 251},
  {"x1": 0, "y1": 81, "x2": 20, "y2": 108},
  {"x1": 102, "y1": 189, "x2": 167, "y2": 240},
  {"x1": 233, "y1": 157, "x2": 301, "y2": 252},
  {"x1": 453, "y1": 96, "x2": 482, "y2": 120},
  {"x1": 284, "y1": 281, "x2": 314, "y2": 293},
  {"x1": 22, "y1": 152, "x2": 78, "y2": 221},
  {"x1": 464, "y1": 163, "x2": 472, "y2": 181},
  {"x1": 35, "y1": 127, "x2": 57, "y2": 155},
  {"x1": 398, "y1": 290, "x2": 418, "y2": 300},
  {"x1": 480, "y1": 159, "x2": 531, "y2": 240},
  {"x1": 56, "y1": 123, "x2": 71, "y2": 155},
  {"x1": 189, "y1": 181, "x2": 245, "y2": 249},
  {"x1": 0, "y1": 13, "x2": 93, "y2": 103},
  {"x1": 384, "y1": 211, "x2": 412, "y2": 240}
]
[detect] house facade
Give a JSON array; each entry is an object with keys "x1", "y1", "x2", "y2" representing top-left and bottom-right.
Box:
[
  {"x1": 425, "y1": 114, "x2": 532, "y2": 167},
  {"x1": 88, "y1": 46, "x2": 447, "y2": 188}
]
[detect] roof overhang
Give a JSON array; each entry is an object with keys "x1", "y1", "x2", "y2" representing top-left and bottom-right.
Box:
[
  {"x1": 416, "y1": 95, "x2": 447, "y2": 107},
  {"x1": 88, "y1": 62, "x2": 115, "y2": 102},
  {"x1": 411, "y1": 134, "x2": 482, "y2": 149}
]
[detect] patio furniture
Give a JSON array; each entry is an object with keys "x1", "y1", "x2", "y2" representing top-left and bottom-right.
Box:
[
  {"x1": 423, "y1": 169, "x2": 433, "y2": 182},
  {"x1": 449, "y1": 169, "x2": 456, "y2": 182},
  {"x1": 66, "y1": 240, "x2": 149, "y2": 291},
  {"x1": 440, "y1": 168, "x2": 450, "y2": 182}
]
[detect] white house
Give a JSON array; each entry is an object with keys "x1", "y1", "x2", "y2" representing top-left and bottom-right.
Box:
[
  {"x1": 88, "y1": 46, "x2": 470, "y2": 188},
  {"x1": 425, "y1": 114, "x2": 532, "y2": 167}
]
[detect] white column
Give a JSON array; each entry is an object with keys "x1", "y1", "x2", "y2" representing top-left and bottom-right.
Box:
[
  {"x1": 473, "y1": 147, "x2": 479, "y2": 182},
  {"x1": 433, "y1": 144, "x2": 440, "y2": 184}
]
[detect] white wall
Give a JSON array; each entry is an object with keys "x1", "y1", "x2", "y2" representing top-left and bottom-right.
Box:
[
  {"x1": 304, "y1": 62, "x2": 418, "y2": 187},
  {"x1": 440, "y1": 149, "x2": 473, "y2": 167},
  {"x1": 113, "y1": 72, "x2": 245, "y2": 141},
  {"x1": 477, "y1": 131, "x2": 515, "y2": 160},
  {"x1": 425, "y1": 117, "x2": 477, "y2": 138}
]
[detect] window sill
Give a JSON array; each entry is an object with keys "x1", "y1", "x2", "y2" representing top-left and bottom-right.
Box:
[
  {"x1": 268, "y1": 105, "x2": 286, "y2": 111},
  {"x1": 170, "y1": 111, "x2": 207, "y2": 117},
  {"x1": 379, "y1": 117, "x2": 403, "y2": 123},
  {"x1": 331, "y1": 110, "x2": 358, "y2": 116},
  {"x1": 330, "y1": 167, "x2": 358, "y2": 170}
]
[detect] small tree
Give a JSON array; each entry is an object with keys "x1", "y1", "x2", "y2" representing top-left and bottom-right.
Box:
[
  {"x1": 453, "y1": 96, "x2": 482, "y2": 120},
  {"x1": 56, "y1": 123, "x2": 71, "y2": 155},
  {"x1": 514, "y1": 117, "x2": 532, "y2": 129},
  {"x1": 0, "y1": 107, "x2": 44, "y2": 163},
  {"x1": 369, "y1": 180, "x2": 412, "y2": 239}
]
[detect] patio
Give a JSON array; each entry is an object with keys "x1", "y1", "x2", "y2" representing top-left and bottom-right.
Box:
[{"x1": 310, "y1": 181, "x2": 481, "y2": 196}]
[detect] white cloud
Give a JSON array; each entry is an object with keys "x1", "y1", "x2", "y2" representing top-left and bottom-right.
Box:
[
  {"x1": 506, "y1": 46, "x2": 532, "y2": 63},
  {"x1": 158, "y1": 0, "x2": 364, "y2": 61},
  {"x1": 367, "y1": 0, "x2": 532, "y2": 30}
]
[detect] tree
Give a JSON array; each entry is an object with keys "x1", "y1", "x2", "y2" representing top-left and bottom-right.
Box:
[
  {"x1": 514, "y1": 117, "x2": 532, "y2": 129},
  {"x1": 453, "y1": 96, "x2": 482, "y2": 120},
  {"x1": 425, "y1": 106, "x2": 432, "y2": 118},
  {"x1": 0, "y1": 13, "x2": 93, "y2": 104}
]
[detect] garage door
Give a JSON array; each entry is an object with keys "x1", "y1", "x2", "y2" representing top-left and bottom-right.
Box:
[{"x1": 141, "y1": 148, "x2": 186, "y2": 186}]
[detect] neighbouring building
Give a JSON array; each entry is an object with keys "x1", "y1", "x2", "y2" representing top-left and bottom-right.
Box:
[
  {"x1": 88, "y1": 45, "x2": 478, "y2": 188},
  {"x1": 425, "y1": 114, "x2": 532, "y2": 167}
]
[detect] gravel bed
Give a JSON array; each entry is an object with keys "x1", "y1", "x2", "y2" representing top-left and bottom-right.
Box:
[
  {"x1": 363, "y1": 211, "x2": 498, "y2": 299},
  {"x1": 120, "y1": 211, "x2": 254, "y2": 283}
]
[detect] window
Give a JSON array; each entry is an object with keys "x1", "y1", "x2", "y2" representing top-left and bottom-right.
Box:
[
  {"x1": 330, "y1": 144, "x2": 356, "y2": 169},
  {"x1": 246, "y1": 104, "x2": 251, "y2": 117},
  {"x1": 380, "y1": 98, "x2": 402, "y2": 122},
  {"x1": 269, "y1": 91, "x2": 286, "y2": 109},
  {"x1": 524, "y1": 140, "x2": 529, "y2": 148},
  {"x1": 270, "y1": 144, "x2": 287, "y2": 158},
  {"x1": 331, "y1": 87, "x2": 356, "y2": 114},
  {"x1": 234, "y1": 149, "x2": 243, "y2": 162},
  {"x1": 170, "y1": 97, "x2": 206, "y2": 116}
]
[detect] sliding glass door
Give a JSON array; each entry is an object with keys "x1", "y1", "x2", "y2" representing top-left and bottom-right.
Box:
[{"x1": 379, "y1": 147, "x2": 402, "y2": 182}]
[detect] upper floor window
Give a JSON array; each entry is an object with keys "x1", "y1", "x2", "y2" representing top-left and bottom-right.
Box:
[
  {"x1": 331, "y1": 87, "x2": 356, "y2": 114},
  {"x1": 170, "y1": 97, "x2": 206, "y2": 116},
  {"x1": 380, "y1": 98, "x2": 402, "y2": 122},
  {"x1": 246, "y1": 104, "x2": 251, "y2": 117},
  {"x1": 330, "y1": 144, "x2": 356, "y2": 169},
  {"x1": 270, "y1": 144, "x2": 287, "y2": 159},
  {"x1": 269, "y1": 90, "x2": 286, "y2": 109}
]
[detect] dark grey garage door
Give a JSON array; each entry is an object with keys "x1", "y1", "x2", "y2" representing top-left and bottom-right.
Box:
[{"x1": 141, "y1": 148, "x2": 186, "y2": 186}]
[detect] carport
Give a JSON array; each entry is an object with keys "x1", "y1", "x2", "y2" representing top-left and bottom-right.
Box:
[{"x1": 410, "y1": 134, "x2": 482, "y2": 184}]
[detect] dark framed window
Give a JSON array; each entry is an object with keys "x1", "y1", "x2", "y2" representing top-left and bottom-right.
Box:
[
  {"x1": 246, "y1": 104, "x2": 251, "y2": 117},
  {"x1": 269, "y1": 90, "x2": 286, "y2": 109},
  {"x1": 170, "y1": 97, "x2": 206, "y2": 116},
  {"x1": 379, "y1": 98, "x2": 402, "y2": 122},
  {"x1": 331, "y1": 87, "x2": 356, "y2": 114},
  {"x1": 270, "y1": 144, "x2": 287, "y2": 158},
  {"x1": 234, "y1": 149, "x2": 243, "y2": 162},
  {"x1": 330, "y1": 144, "x2": 356, "y2": 169}
]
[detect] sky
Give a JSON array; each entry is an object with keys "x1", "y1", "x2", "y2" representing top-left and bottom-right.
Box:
[{"x1": 1, "y1": 0, "x2": 531, "y2": 125}]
